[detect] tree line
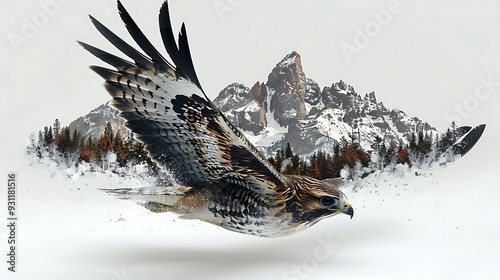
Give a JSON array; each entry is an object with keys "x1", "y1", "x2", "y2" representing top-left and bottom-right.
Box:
[
  {"x1": 269, "y1": 123, "x2": 459, "y2": 180},
  {"x1": 28, "y1": 119, "x2": 158, "y2": 173},
  {"x1": 28, "y1": 119, "x2": 459, "y2": 179}
]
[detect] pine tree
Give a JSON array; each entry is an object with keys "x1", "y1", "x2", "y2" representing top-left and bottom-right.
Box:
[
  {"x1": 98, "y1": 128, "x2": 113, "y2": 153},
  {"x1": 318, "y1": 151, "x2": 330, "y2": 179},
  {"x1": 432, "y1": 133, "x2": 441, "y2": 160},
  {"x1": 79, "y1": 145, "x2": 92, "y2": 163},
  {"x1": 36, "y1": 130, "x2": 44, "y2": 158},
  {"x1": 274, "y1": 149, "x2": 284, "y2": 172},
  {"x1": 113, "y1": 131, "x2": 129, "y2": 167},
  {"x1": 291, "y1": 154, "x2": 300, "y2": 170},
  {"x1": 285, "y1": 142, "x2": 293, "y2": 158},
  {"x1": 384, "y1": 144, "x2": 397, "y2": 167},
  {"x1": 378, "y1": 144, "x2": 387, "y2": 170},
  {"x1": 103, "y1": 122, "x2": 114, "y2": 144},
  {"x1": 418, "y1": 132, "x2": 432, "y2": 155},
  {"x1": 55, "y1": 127, "x2": 72, "y2": 155},
  {"x1": 451, "y1": 121, "x2": 457, "y2": 143},
  {"x1": 43, "y1": 126, "x2": 54, "y2": 147},
  {"x1": 372, "y1": 135, "x2": 384, "y2": 170},
  {"x1": 299, "y1": 158, "x2": 309, "y2": 176},
  {"x1": 373, "y1": 135, "x2": 383, "y2": 151},
  {"x1": 408, "y1": 133, "x2": 417, "y2": 153},
  {"x1": 38, "y1": 130, "x2": 43, "y2": 146},
  {"x1": 396, "y1": 147, "x2": 411, "y2": 165},
  {"x1": 71, "y1": 129, "x2": 82, "y2": 152},
  {"x1": 95, "y1": 123, "x2": 114, "y2": 169},
  {"x1": 347, "y1": 132, "x2": 358, "y2": 149},
  {"x1": 26, "y1": 132, "x2": 37, "y2": 155},
  {"x1": 333, "y1": 144, "x2": 340, "y2": 157},
  {"x1": 310, "y1": 152, "x2": 317, "y2": 164},
  {"x1": 407, "y1": 129, "x2": 433, "y2": 164},
  {"x1": 43, "y1": 126, "x2": 55, "y2": 156},
  {"x1": 357, "y1": 148, "x2": 370, "y2": 167},
  {"x1": 331, "y1": 154, "x2": 343, "y2": 178},
  {"x1": 323, "y1": 154, "x2": 336, "y2": 179},
  {"x1": 280, "y1": 143, "x2": 298, "y2": 175},
  {"x1": 53, "y1": 119, "x2": 60, "y2": 136},
  {"x1": 80, "y1": 136, "x2": 95, "y2": 163},
  {"x1": 439, "y1": 128, "x2": 454, "y2": 152},
  {"x1": 309, "y1": 159, "x2": 321, "y2": 179},
  {"x1": 343, "y1": 147, "x2": 358, "y2": 169}
]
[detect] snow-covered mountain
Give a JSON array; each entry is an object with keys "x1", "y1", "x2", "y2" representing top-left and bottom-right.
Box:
[
  {"x1": 68, "y1": 101, "x2": 125, "y2": 140},
  {"x1": 71, "y1": 51, "x2": 451, "y2": 157},
  {"x1": 214, "y1": 51, "x2": 437, "y2": 156}
]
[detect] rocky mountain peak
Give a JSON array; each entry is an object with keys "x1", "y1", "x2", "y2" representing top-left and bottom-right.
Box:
[
  {"x1": 267, "y1": 51, "x2": 307, "y2": 127},
  {"x1": 72, "y1": 52, "x2": 449, "y2": 158},
  {"x1": 337, "y1": 80, "x2": 348, "y2": 91},
  {"x1": 276, "y1": 51, "x2": 300, "y2": 67},
  {"x1": 364, "y1": 91, "x2": 377, "y2": 104},
  {"x1": 212, "y1": 83, "x2": 251, "y2": 111},
  {"x1": 249, "y1": 81, "x2": 267, "y2": 105},
  {"x1": 267, "y1": 51, "x2": 304, "y2": 90},
  {"x1": 213, "y1": 83, "x2": 266, "y2": 134},
  {"x1": 213, "y1": 53, "x2": 442, "y2": 156},
  {"x1": 68, "y1": 102, "x2": 125, "y2": 140}
]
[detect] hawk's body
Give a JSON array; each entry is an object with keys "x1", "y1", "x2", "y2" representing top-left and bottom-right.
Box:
[{"x1": 80, "y1": 0, "x2": 353, "y2": 237}]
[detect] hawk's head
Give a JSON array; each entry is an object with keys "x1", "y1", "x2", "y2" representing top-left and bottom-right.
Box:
[{"x1": 286, "y1": 176, "x2": 354, "y2": 225}]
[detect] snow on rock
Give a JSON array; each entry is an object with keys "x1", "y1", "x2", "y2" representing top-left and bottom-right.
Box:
[
  {"x1": 209, "y1": 53, "x2": 441, "y2": 158},
  {"x1": 68, "y1": 102, "x2": 125, "y2": 140},
  {"x1": 71, "y1": 52, "x2": 455, "y2": 160}
]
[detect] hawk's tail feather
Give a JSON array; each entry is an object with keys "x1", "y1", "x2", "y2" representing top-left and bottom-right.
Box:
[{"x1": 99, "y1": 186, "x2": 190, "y2": 211}]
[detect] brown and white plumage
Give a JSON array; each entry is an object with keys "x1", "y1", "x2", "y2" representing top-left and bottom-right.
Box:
[{"x1": 80, "y1": 0, "x2": 353, "y2": 237}]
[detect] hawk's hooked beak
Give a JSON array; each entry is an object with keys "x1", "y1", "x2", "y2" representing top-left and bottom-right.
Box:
[
  {"x1": 328, "y1": 200, "x2": 354, "y2": 219},
  {"x1": 341, "y1": 201, "x2": 354, "y2": 219}
]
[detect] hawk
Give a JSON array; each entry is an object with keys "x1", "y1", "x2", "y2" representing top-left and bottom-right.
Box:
[{"x1": 79, "y1": 0, "x2": 353, "y2": 237}]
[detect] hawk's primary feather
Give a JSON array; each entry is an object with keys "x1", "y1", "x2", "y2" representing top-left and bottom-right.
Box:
[{"x1": 79, "y1": 1, "x2": 288, "y2": 201}]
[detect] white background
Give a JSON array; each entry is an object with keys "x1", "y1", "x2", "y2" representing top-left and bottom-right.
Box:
[{"x1": 1, "y1": 0, "x2": 499, "y2": 279}]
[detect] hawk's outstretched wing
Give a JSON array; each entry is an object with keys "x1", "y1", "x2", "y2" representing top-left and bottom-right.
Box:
[{"x1": 79, "y1": 1, "x2": 287, "y2": 195}]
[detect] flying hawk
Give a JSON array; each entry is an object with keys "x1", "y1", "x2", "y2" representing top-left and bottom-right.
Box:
[{"x1": 79, "y1": 0, "x2": 353, "y2": 238}]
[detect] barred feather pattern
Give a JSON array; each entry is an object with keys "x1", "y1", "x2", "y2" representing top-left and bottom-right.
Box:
[{"x1": 81, "y1": 0, "x2": 352, "y2": 237}]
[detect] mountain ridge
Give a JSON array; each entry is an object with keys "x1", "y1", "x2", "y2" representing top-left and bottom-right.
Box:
[
  {"x1": 70, "y1": 51, "x2": 459, "y2": 158},
  {"x1": 212, "y1": 51, "x2": 437, "y2": 156}
]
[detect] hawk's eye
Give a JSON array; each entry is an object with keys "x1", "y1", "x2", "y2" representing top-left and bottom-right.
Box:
[{"x1": 319, "y1": 196, "x2": 337, "y2": 208}]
